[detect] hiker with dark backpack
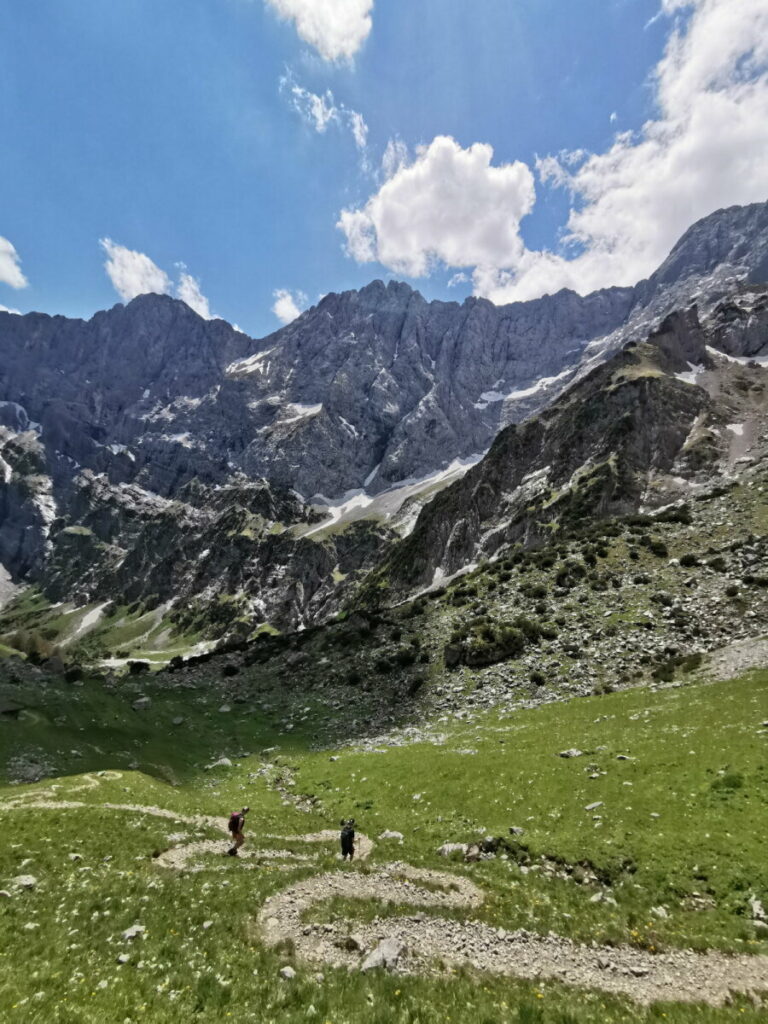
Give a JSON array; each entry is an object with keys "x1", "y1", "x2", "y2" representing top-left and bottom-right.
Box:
[
  {"x1": 227, "y1": 807, "x2": 249, "y2": 856},
  {"x1": 340, "y1": 817, "x2": 356, "y2": 861}
]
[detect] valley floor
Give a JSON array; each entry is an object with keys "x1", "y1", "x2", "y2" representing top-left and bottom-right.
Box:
[{"x1": 0, "y1": 664, "x2": 766, "y2": 1023}]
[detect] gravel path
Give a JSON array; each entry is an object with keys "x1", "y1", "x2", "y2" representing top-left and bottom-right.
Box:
[
  {"x1": 3, "y1": 788, "x2": 766, "y2": 1005},
  {"x1": 259, "y1": 863, "x2": 768, "y2": 1007},
  {"x1": 705, "y1": 635, "x2": 768, "y2": 680}
]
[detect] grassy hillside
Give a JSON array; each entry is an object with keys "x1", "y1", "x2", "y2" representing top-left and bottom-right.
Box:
[{"x1": 0, "y1": 667, "x2": 766, "y2": 1023}]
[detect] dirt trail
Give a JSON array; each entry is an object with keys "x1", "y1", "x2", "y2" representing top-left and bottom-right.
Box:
[
  {"x1": 705, "y1": 634, "x2": 768, "y2": 680},
  {"x1": 2, "y1": 787, "x2": 766, "y2": 1005},
  {"x1": 259, "y1": 864, "x2": 768, "y2": 1007}
]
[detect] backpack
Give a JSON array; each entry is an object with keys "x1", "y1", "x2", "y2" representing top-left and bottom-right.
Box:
[{"x1": 228, "y1": 812, "x2": 241, "y2": 833}]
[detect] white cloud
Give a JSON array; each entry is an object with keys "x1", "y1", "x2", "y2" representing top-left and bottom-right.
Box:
[
  {"x1": 272, "y1": 288, "x2": 307, "y2": 324},
  {"x1": 176, "y1": 270, "x2": 213, "y2": 319},
  {"x1": 101, "y1": 239, "x2": 215, "y2": 317},
  {"x1": 100, "y1": 238, "x2": 172, "y2": 302},
  {"x1": 337, "y1": 136, "x2": 536, "y2": 277},
  {"x1": 347, "y1": 110, "x2": 369, "y2": 151},
  {"x1": 447, "y1": 272, "x2": 469, "y2": 288},
  {"x1": 280, "y1": 73, "x2": 369, "y2": 152},
  {"x1": 381, "y1": 138, "x2": 408, "y2": 180},
  {"x1": 265, "y1": 0, "x2": 373, "y2": 62},
  {"x1": 0, "y1": 236, "x2": 28, "y2": 290},
  {"x1": 0, "y1": 304, "x2": 21, "y2": 315},
  {"x1": 339, "y1": 0, "x2": 768, "y2": 304}
]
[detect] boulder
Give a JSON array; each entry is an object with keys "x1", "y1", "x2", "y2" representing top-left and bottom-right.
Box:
[
  {"x1": 437, "y1": 843, "x2": 468, "y2": 858},
  {"x1": 559, "y1": 749, "x2": 583, "y2": 758},
  {"x1": 360, "y1": 938, "x2": 404, "y2": 972},
  {"x1": 132, "y1": 696, "x2": 151, "y2": 712}
]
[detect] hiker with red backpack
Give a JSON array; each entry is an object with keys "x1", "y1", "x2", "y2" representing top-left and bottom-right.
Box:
[{"x1": 227, "y1": 807, "x2": 249, "y2": 856}]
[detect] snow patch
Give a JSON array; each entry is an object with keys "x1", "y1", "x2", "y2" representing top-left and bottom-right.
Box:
[
  {"x1": 280, "y1": 403, "x2": 323, "y2": 425},
  {"x1": 227, "y1": 348, "x2": 275, "y2": 376},
  {"x1": 0, "y1": 455, "x2": 11, "y2": 484},
  {"x1": 674, "y1": 363, "x2": 705, "y2": 385}
]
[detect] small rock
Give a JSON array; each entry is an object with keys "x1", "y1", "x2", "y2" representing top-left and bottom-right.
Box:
[
  {"x1": 0, "y1": 890, "x2": 11, "y2": 899},
  {"x1": 279, "y1": 965, "x2": 296, "y2": 980},
  {"x1": 378, "y1": 830, "x2": 404, "y2": 841},
  {"x1": 218, "y1": 705, "x2": 231, "y2": 714},
  {"x1": 11, "y1": 875, "x2": 37, "y2": 890},
  {"x1": 121, "y1": 924, "x2": 145, "y2": 941},
  {"x1": 360, "y1": 938, "x2": 404, "y2": 972},
  {"x1": 68, "y1": 853, "x2": 82, "y2": 862},
  {"x1": 117, "y1": 953, "x2": 130, "y2": 964},
  {"x1": 202, "y1": 920, "x2": 213, "y2": 930},
  {"x1": 559, "y1": 749, "x2": 583, "y2": 759},
  {"x1": 651, "y1": 905, "x2": 669, "y2": 919},
  {"x1": 171, "y1": 717, "x2": 185, "y2": 727},
  {"x1": 437, "y1": 843, "x2": 468, "y2": 857},
  {"x1": 509, "y1": 826, "x2": 525, "y2": 836},
  {"x1": 585, "y1": 802, "x2": 603, "y2": 812},
  {"x1": 132, "y1": 697, "x2": 151, "y2": 712}
]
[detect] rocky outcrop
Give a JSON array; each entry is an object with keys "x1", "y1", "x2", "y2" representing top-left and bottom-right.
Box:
[{"x1": 368, "y1": 295, "x2": 768, "y2": 595}]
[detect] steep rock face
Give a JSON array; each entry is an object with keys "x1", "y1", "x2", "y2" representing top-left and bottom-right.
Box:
[
  {"x1": 369, "y1": 294, "x2": 768, "y2": 596},
  {"x1": 1, "y1": 203, "x2": 768, "y2": 637},
  {"x1": 1, "y1": 203, "x2": 767, "y2": 512}
]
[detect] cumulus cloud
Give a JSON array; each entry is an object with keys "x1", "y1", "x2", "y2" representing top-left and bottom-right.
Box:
[
  {"x1": 100, "y1": 238, "x2": 172, "y2": 302},
  {"x1": 176, "y1": 270, "x2": 213, "y2": 319},
  {"x1": 339, "y1": 0, "x2": 768, "y2": 304},
  {"x1": 0, "y1": 236, "x2": 28, "y2": 290},
  {"x1": 0, "y1": 304, "x2": 21, "y2": 315},
  {"x1": 265, "y1": 0, "x2": 373, "y2": 62},
  {"x1": 100, "y1": 239, "x2": 216, "y2": 317},
  {"x1": 272, "y1": 288, "x2": 307, "y2": 324},
  {"x1": 337, "y1": 136, "x2": 536, "y2": 277},
  {"x1": 280, "y1": 73, "x2": 369, "y2": 153}
]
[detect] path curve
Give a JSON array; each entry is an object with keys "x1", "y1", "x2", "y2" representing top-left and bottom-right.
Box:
[
  {"x1": 3, "y1": 791, "x2": 767, "y2": 1005},
  {"x1": 259, "y1": 862, "x2": 768, "y2": 1007}
]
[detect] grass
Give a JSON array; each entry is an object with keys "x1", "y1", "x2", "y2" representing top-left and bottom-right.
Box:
[{"x1": 0, "y1": 665, "x2": 766, "y2": 1023}]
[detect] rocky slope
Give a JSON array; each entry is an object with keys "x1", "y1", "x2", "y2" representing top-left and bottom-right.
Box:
[{"x1": 371, "y1": 289, "x2": 768, "y2": 596}]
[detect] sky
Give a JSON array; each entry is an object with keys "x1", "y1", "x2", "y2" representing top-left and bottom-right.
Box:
[{"x1": 0, "y1": 0, "x2": 766, "y2": 338}]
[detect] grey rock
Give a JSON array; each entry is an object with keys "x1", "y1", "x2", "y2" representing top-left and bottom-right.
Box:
[
  {"x1": 11, "y1": 875, "x2": 37, "y2": 890},
  {"x1": 559, "y1": 749, "x2": 584, "y2": 758},
  {"x1": 132, "y1": 697, "x2": 151, "y2": 712},
  {"x1": 360, "y1": 938, "x2": 405, "y2": 972},
  {"x1": 121, "y1": 923, "x2": 145, "y2": 941},
  {"x1": 279, "y1": 965, "x2": 296, "y2": 980},
  {"x1": 585, "y1": 802, "x2": 604, "y2": 812}
]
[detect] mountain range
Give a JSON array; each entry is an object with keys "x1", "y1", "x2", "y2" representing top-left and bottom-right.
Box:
[{"x1": 1, "y1": 200, "x2": 767, "y2": 645}]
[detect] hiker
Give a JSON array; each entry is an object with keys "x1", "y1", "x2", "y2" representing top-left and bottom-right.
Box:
[
  {"x1": 340, "y1": 817, "x2": 356, "y2": 861},
  {"x1": 227, "y1": 806, "x2": 249, "y2": 856}
]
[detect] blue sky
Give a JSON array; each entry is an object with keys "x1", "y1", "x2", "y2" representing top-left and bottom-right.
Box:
[{"x1": 1, "y1": 0, "x2": 766, "y2": 337}]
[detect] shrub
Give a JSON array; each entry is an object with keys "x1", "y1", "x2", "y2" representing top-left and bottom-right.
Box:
[
  {"x1": 648, "y1": 539, "x2": 668, "y2": 558},
  {"x1": 530, "y1": 670, "x2": 546, "y2": 686},
  {"x1": 679, "y1": 553, "x2": 699, "y2": 568},
  {"x1": 222, "y1": 663, "x2": 239, "y2": 677}
]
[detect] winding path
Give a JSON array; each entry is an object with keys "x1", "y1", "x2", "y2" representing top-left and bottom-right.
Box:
[{"x1": 2, "y1": 779, "x2": 767, "y2": 1006}]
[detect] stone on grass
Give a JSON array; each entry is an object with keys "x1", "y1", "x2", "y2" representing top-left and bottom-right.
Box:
[
  {"x1": 360, "y1": 938, "x2": 404, "y2": 972},
  {"x1": 279, "y1": 965, "x2": 296, "y2": 980},
  {"x1": 585, "y1": 802, "x2": 603, "y2": 812},
  {"x1": 379, "y1": 830, "x2": 404, "y2": 841},
  {"x1": 0, "y1": 890, "x2": 11, "y2": 899},
  {"x1": 437, "y1": 843, "x2": 468, "y2": 858},
  {"x1": 132, "y1": 697, "x2": 151, "y2": 712},
  {"x1": 121, "y1": 924, "x2": 146, "y2": 941},
  {"x1": 559, "y1": 749, "x2": 583, "y2": 758},
  {"x1": 12, "y1": 875, "x2": 37, "y2": 890}
]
